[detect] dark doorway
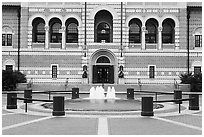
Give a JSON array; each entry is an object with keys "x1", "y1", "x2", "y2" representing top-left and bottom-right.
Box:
[{"x1": 93, "y1": 65, "x2": 114, "y2": 84}]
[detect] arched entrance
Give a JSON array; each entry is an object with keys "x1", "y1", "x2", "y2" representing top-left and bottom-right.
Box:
[{"x1": 90, "y1": 49, "x2": 117, "y2": 84}]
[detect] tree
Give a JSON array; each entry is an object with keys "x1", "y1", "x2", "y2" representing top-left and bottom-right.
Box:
[
  {"x1": 179, "y1": 72, "x2": 202, "y2": 92},
  {"x1": 2, "y1": 70, "x2": 27, "y2": 91}
]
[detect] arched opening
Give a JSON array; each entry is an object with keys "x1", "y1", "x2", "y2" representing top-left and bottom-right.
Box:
[
  {"x1": 49, "y1": 18, "x2": 62, "y2": 43},
  {"x1": 32, "y1": 17, "x2": 45, "y2": 43},
  {"x1": 129, "y1": 18, "x2": 142, "y2": 43},
  {"x1": 94, "y1": 10, "x2": 113, "y2": 43},
  {"x1": 162, "y1": 18, "x2": 175, "y2": 44},
  {"x1": 90, "y1": 50, "x2": 116, "y2": 84},
  {"x1": 145, "y1": 18, "x2": 159, "y2": 43},
  {"x1": 65, "y1": 18, "x2": 78, "y2": 43}
]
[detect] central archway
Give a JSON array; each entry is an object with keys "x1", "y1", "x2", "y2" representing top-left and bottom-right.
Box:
[{"x1": 89, "y1": 49, "x2": 117, "y2": 84}]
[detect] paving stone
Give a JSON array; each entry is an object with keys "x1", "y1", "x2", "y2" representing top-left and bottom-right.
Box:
[
  {"x1": 3, "y1": 117, "x2": 98, "y2": 135},
  {"x1": 108, "y1": 117, "x2": 201, "y2": 135}
]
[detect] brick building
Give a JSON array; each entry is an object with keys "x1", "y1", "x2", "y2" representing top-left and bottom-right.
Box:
[{"x1": 2, "y1": 2, "x2": 202, "y2": 91}]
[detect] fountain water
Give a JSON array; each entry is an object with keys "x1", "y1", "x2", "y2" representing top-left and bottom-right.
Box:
[
  {"x1": 89, "y1": 86, "x2": 116, "y2": 99},
  {"x1": 106, "y1": 86, "x2": 116, "y2": 99}
]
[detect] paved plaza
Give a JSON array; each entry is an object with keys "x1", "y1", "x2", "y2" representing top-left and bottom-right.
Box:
[{"x1": 2, "y1": 93, "x2": 202, "y2": 135}]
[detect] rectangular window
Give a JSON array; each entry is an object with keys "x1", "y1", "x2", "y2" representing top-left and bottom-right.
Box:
[
  {"x1": 149, "y1": 66, "x2": 155, "y2": 78},
  {"x1": 195, "y1": 35, "x2": 202, "y2": 47},
  {"x1": 7, "y1": 34, "x2": 12, "y2": 46},
  {"x1": 2, "y1": 34, "x2": 12, "y2": 46},
  {"x1": 52, "y1": 65, "x2": 57, "y2": 78},
  {"x1": 194, "y1": 66, "x2": 201, "y2": 74},
  {"x1": 2, "y1": 34, "x2": 6, "y2": 46},
  {"x1": 6, "y1": 65, "x2": 13, "y2": 71}
]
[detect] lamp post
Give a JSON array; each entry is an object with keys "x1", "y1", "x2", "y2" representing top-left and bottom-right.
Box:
[
  {"x1": 187, "y1": 7, "x2": 190, "y2": 74},
  {"x1": 17, "y1": 6, "x2": 21, "y2": 71}
]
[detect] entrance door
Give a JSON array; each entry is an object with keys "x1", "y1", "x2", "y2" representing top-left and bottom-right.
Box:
[{"x1": 93, "y1": 65, "x2": 114, "y2": 84}]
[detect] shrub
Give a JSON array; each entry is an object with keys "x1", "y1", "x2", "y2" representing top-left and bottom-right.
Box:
[
  {"x1": 179, "y1": 72, "x2": 202, "y2": 92},
  {"x1": 2, "y1": 70, "x2": 27, "y2": 91}
]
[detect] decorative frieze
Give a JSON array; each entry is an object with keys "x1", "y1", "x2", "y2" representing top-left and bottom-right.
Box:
[
  {"x1": 66, "y1": 9, "x2": 82, "y2": 12},
  {"x1": 49, "y1": 9, "x2": 62, "y2": 12},
  {"x1": 127, "y1": 8, "x2": 179, "y2": 13},
  {"x1": 29, "y1": 8, "x2": 45, "y2": 12}
]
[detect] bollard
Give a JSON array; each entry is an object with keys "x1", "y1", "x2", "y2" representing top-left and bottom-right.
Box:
[
  {"x1": 127, "y1": 88, "x2": 134, "y2": 99},
  {"x1": 24, "y1": 89, "x2": 32, "y2": 103},
  {"x1": 72, "y1": 88, "x2": 79, "y2": 99},
  {"x1": 174, "y1": 89, "x2": 182, "y2": 104},
  {"x1": 7, "y1": 93, "x2": 17, "y2": 109},
  {"x1": 141, "y1": 97, "x2": 154, "y2": 116},
  {"x1": 52, "y1": 96, "x2": 65, "y2": 116},
  {"x1": 189, "y1": 94, "x2": 199, "y2": 110}
]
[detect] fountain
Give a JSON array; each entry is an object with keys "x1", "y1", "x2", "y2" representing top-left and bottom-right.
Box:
[
  {"x1": 41, "y1": 86, "x2": 164, "y2": 113},
  {"x1": 89, "y1": 86, "x2": 116, "y2": 99}
]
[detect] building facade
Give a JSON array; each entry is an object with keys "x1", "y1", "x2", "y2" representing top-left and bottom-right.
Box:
[{"x1": 2, "y1": 2, "x2": 202, "y2": 89}]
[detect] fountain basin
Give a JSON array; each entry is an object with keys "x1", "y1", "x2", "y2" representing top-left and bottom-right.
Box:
[{"x1": 42, "y1": 99, "x2": 163, "y2": 112}]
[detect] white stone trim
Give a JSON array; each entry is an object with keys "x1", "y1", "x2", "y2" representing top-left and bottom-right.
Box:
[
  {"x1": 2, "y1": 59, "x2": 16, "y2": 70},
  {"x1": 28, "y1": 14, "x2": 47, "y2": 26},
  {"x1": 63, "y1": 14, "x2": 82, "y2": 27},
  {"x1": 161, "y1": 14, "x2": 179, "y2": 28},
  {"x1": 89, "y1": 5, "x2": 119, "y2": 19}
]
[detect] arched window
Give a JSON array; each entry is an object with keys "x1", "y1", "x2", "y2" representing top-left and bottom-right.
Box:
[
  {"x1": 97, "y1": 22, "x2": 110, "y2": 43},
  {"x1": 129, "y1": 19, "x2": 142, "y2": 43},
  {"x1": 32, "y1": 17, "x2": 45, "y2": 43},
  {"x1": 66, "y1": 18, "x2": 78, "y2": 43},
  {"x1": 94, "y1": 10, "x2": 113, "y2": 43},
  {"x1": 96, "y1": 56, "x2": 110, "y2": 63},
  {"x1": 162, "y1": 18, "x2": 175, "y2": 44},
  {"x1": 145, "y1": 18, "x2": 158, "y2": 43},
  {"x1": 49, "y1": 18, "x2": 62, "y2": 43}
]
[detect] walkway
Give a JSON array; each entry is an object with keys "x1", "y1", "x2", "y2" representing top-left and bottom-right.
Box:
[{"x1": 2, "y1": 94, "x2": 202, "y2": 135}]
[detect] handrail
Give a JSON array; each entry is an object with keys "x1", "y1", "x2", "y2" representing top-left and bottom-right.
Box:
[
  {"x1": 32, "y1": 90, "x2": 72, "y2": 94},
  {"x1": 153, "y1": 98, "x2": 193, "y2": 103},
  {"x1": 14, "y1": 97, "x2": 53, "y2": 102},
  {"x1": 134, "y1": 90, "x2": 173, "y2": 95}
]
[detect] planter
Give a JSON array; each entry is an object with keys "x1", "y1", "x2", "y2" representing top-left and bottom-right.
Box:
[
  {"x1": 191, "y1": 83, "x2": 202, "y2": 92},
  {"x1": 82, "y1": 78, "x2": 88, "y2": 84},
  {"x1": 178, "y1": 84, "x2": 191, "y2": 92},
  {"x1": 16, "y1": 83, "x2": 28, "y2": 91},
  {"x1": 119, "y1": 78, "x2": 125, "y2": 84}
]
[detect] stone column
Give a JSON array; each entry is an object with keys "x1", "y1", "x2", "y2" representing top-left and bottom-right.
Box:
[
  {"x1": 78, "y1": 26, "x2": 83, "y2": 49},
  {"x1": 141, "y1": 26, "x2": 146, "y2": 50},
  {"x1": 27, "y1": 26, "x2": 33, "y2": 48},
  {"x1": 124, "y1": 26, "x2": 129, "y2": 49},
  {"x1": 174, "y1": 27, "x2": 180, "y2": 50},
  {"x1": 158, "y1": 26, "x2": 163, "y2": 50},
  {"x1": 45, "y1": 26, "x2": 49, "y2": 49},
  {"x1": 61, "y1": 26, "x2": 66, "y2": 49}
]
